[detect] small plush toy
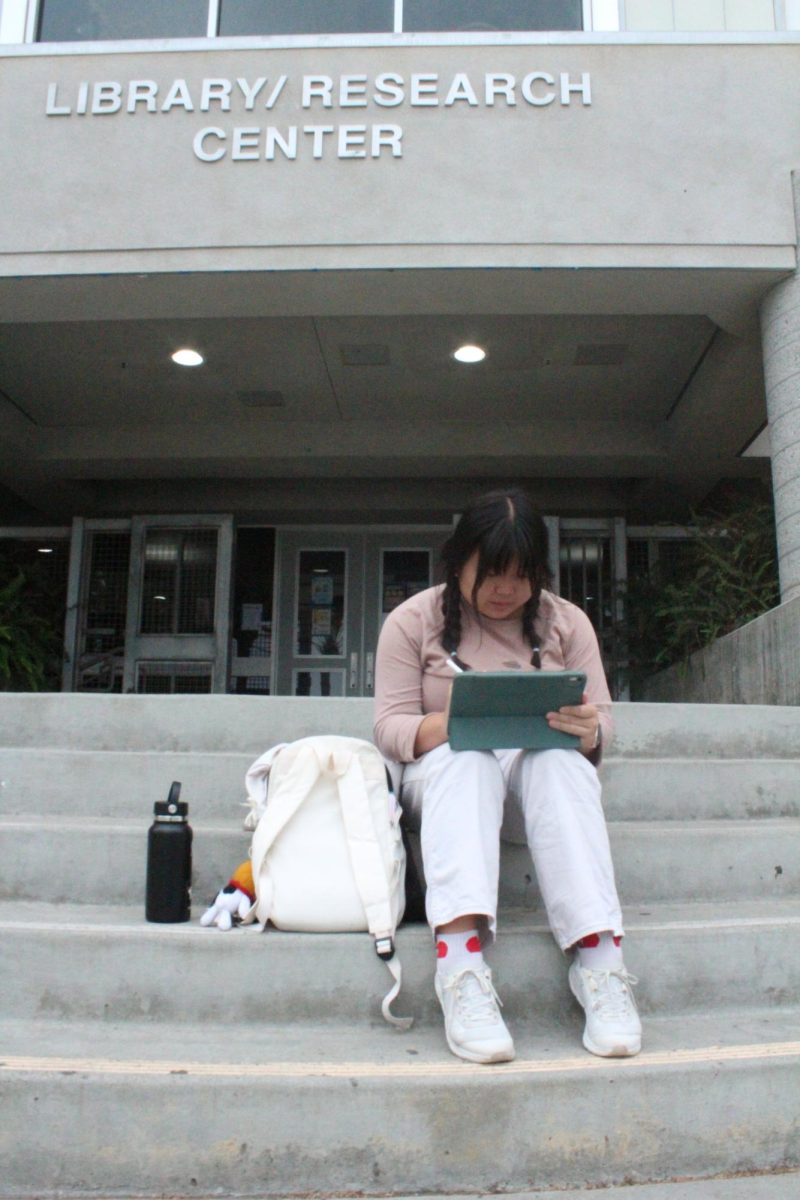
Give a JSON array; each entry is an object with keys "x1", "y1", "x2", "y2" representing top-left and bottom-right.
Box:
[{"x1": 200, "y1": 861, "x2": 254, "y2": 930}]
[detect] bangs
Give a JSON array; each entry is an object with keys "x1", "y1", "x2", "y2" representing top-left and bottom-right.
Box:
[
  {"x1": 439, "y1": 487, "x2": 551, "y2": 594},
  {"x1": 474, "y1": 520, "x2": 539, "y2": 584}
]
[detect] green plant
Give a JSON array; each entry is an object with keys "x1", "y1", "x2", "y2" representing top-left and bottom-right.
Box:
[
  {"x1": 620, "y1": 498, "x2": 780, "y2": 693},
  {"x1": 0, "y1": 566, "x2": 64, "y2": 691}
]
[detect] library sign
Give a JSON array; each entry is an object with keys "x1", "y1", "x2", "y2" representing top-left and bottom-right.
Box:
[{"x1": 44, "y1": 68, "x2": 593, "y2": 162}]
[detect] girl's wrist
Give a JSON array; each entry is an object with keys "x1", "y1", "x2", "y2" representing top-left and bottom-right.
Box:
[
  {"x1": 413, "y1": 711, "x2": 449, "y2": 757},
  {"x1": 581, "y1": 723, "x2": 602, "y2": 758}
]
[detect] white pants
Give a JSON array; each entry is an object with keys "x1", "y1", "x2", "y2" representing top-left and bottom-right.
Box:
[{"x1": 400, "y1": 744, "x2": 624, "y2": 950}]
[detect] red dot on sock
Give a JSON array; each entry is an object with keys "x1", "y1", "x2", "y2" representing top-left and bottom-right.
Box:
[
  {"x1": 436, "y1": 941, "x2": 448, "y2": 958},
  {"x1": 613, "y1": 936, "x2": 622, "y2": 947},
  {"x1": 466, "y1": 935, "x2": 482, "y2": 954},
  {"x1": 580, "y1": 933, "x2": 601, "y2": 949}
]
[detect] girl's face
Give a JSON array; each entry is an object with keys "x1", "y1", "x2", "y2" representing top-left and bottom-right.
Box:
[{"x1": 458, "y1": 551, "x2": 533, "y2": 620}]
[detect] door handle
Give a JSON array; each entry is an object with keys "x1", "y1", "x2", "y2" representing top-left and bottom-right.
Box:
[
  {"x1": 349, "y1": 652, "x2": 359, "y2": 690},
  {"x1": 365, "y1": 652, "x2": 374, "y2": 692}
]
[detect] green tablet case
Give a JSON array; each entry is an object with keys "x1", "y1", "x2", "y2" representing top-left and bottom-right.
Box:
[{"x1": 447, "y1": 670, "x2": 587, "y2": 751}]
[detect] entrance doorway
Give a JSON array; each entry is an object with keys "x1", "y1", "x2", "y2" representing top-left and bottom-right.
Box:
[
  {"x1": 274, "y1": 528, "x2": 449, "y2": 697},
  {"x1": 63, "y1": 515, "x2": 635, "y2": 698},
  {"x1": 122, "y1": 515, "x2": 234, "y2": 694},
  {"x1": 66, "y1": 515, "x2": 234, "y2": 693}
]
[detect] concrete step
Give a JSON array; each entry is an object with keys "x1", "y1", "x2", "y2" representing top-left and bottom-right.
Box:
[
  {"x1": 505, "y1": 818, "x2": 798, "y2": 906},
  {"x1": 2, "y1": 899, "x2": 797, "y2": 1026},
  {"x1": 600, "y1": 757, "x2": 800, "y2": 820},
  {"x1": 2, "y1": 694, "x2": 800, "y2": 759},
  {"x1": 2, "y1": 695, "x2": 798, "y2": 1200},
  {"x1": 380, "y1": 1182, "x2": 800, "y2": 1200},
  {"x1": 1, "y1": 1010, "x2": 798, "y2": 1196},
  {"x1": 3, "y1": 747, "x2": 800, "y2": 822},
  {"x1": 3, "y1": 1181, "x2": 799, "y2": 1200},
  {"x1": 0, "y1": 693, "x2": 377, "y2": 752},
  {"x1": 525, "y1": 1179, "x2": 800, "y2": 1200},
  {"x1": 6, "y1": 1181, "x2": 790, "y2": 1200},
  {"x1": 101, "y1": 1180, "x2": 800, "y2": 1200},
  {"x1": 2, "y1": 814, "x2": 796, "y2": 908},
  {"x1": 400, "y1": 1181, "x2": 800, "y2": 1200}
]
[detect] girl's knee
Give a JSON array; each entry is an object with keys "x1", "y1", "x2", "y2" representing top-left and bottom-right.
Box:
[
  {"x1": 422, "y1": 748, "x2": 505, "y2": 822},
  {"x1": 525, "y1": 748, "x2": 599, "y2": 785},
  {"x1": 431, "y1": 746, "x2": 504, "y2": 787},
  {"x1": 517, "y1": 749, "x2": 602, "y2": 814}
]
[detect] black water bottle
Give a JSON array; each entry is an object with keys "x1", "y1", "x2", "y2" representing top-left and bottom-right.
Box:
[{"x1": 145, "y1": 782, "x2": 192, "y2": 923}]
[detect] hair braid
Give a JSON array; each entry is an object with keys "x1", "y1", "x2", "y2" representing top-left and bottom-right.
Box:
[
  {"x1": 441, "y1": 573, "x2": 463, "y2": 656},
  {"x1": 522, "y1": 588, "x2": 543, "y2": 668}
]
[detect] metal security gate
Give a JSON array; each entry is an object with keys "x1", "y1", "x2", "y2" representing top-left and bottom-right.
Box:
[
  {"x1": 70, "y1": 523, "x2": 131, "y2": 692},
  {"x1": 550, "y1": 517, "x2": 627, "y2": 699},
  {"x1": 123, "y1": 515, "x2": 233, "y2": 694},
  {"x1": 65, "y1": 515, "x2": 233, "y2": 693}
]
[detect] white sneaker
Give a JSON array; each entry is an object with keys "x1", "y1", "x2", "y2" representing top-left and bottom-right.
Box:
[
  {"x1": 569, "y1": 962, "x2": 642, "y2": 1058},
  {"x1": 435, "y1": 966, "x2": 516, "y2": 1064}
]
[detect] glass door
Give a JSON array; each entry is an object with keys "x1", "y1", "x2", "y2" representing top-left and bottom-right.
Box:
[
  {"x1": 274, "y1": 531, "x2": 364, "y2": 697},
  {"x1": 362, "y1": 531, "x2": 448, "y2": 696},
  {"x1": 274, "y1": 528, "x2": 448, "y2": 697}
]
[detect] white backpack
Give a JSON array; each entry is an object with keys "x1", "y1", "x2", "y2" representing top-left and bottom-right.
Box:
[{"x1": 241, "y1": 735, "x2": 412, "y2": 1030}]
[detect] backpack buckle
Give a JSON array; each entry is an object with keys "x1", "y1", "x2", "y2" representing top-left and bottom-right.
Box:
[{"x1": 375, "y1": 935, "x2": 395, "y2": 961}]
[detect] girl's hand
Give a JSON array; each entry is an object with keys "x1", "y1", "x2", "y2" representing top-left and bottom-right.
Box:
[{"x1": 546, "y1": 692, "x2": 600, "y2": 756}]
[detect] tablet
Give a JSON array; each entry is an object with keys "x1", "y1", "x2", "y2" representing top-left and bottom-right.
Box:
[{"x1": 447, "y1": 670, "x2": 587, "y2": 752}]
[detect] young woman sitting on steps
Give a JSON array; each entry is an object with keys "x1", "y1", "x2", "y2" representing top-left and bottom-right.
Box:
[{"x1": 373, "y1": 487, "x2": 642, "y2": 1064}]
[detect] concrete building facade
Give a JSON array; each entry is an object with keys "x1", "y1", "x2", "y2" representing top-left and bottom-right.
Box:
[{"x1": 1, "y1": 0, "x2": 798, "y2": 697}]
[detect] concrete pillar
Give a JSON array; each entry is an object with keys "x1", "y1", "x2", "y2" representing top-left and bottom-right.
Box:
[{"x1": 760, "y1": 173, "x2": 800, "y2": 602}]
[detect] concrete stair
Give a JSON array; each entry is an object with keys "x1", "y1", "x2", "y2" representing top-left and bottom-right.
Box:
[{"x1": 0, "y1": 694, "x2": 799, "y2": 1198}]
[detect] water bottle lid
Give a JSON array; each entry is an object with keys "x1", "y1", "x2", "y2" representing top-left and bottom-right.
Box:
[{"x1": 154, "y1": 799, "x2": 189, "y2": 819}]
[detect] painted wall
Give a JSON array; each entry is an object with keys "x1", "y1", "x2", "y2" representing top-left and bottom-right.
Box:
[{"x1": 1, "y1": 40, "x2": 799, "y2": 278}]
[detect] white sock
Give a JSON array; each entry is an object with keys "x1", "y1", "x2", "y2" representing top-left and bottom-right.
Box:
[
  {"x1": 435, "y1": 929, "x2": 484, "y2": 975},
  {"x1": 576, "y1": 931, "x2": 625, "y2": 972}
]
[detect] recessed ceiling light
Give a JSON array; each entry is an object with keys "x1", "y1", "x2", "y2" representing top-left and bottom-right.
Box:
[
  {"x1": 171, "y1": 348, "x2": 204, "y2": 367},
  {"x1": 453, "y1": 344, "x2": 486, "y2": 364},
  {"x1": 38, "y1": 547, "x2": 54, "y2": 554}
]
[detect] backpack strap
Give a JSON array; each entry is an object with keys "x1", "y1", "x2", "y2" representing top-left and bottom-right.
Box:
[
  {"x1": 331, "y1": 739, "x2": 412, "y2": 1032},
  {"x1": 329, "y1": 744, "x2": 413, "y2": 1031},
  {"x1": 245, "y1": 740, "x2": 413, "y2": 1030},
  {"x1": 332, "y1": 746, "x2": 394, "y2": 935}
]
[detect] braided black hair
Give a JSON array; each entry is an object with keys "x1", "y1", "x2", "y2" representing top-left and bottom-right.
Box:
[{"x1": 440, "y1": 488, "x2": 551, "y2": 666}]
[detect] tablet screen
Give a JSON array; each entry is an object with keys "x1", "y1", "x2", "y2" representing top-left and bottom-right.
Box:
[{"x1": 448, "y1": 670, "x2": 586, "y2": 751}]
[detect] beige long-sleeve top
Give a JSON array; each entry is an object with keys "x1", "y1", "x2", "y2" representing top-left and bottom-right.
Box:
[{"x1": 373, "y1": 584, "x2": 613, "y2": 764}]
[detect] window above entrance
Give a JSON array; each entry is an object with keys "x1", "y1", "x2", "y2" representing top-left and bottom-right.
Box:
[
  {"x1": 218, "y1": 1, "x2": 396, "y2": 37},
  {"x1": 21, "y1": 0, "x2": 800, "y2": 42},
  {"x1": 401, "y1": 1, "x2": 583, "y2": 32},
  {"x1": 37, "y1": 0, "x2": 209, "y2": 42},
  {"x1": 31, "y1": 0, "x2": 588, "y2": 42}
]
